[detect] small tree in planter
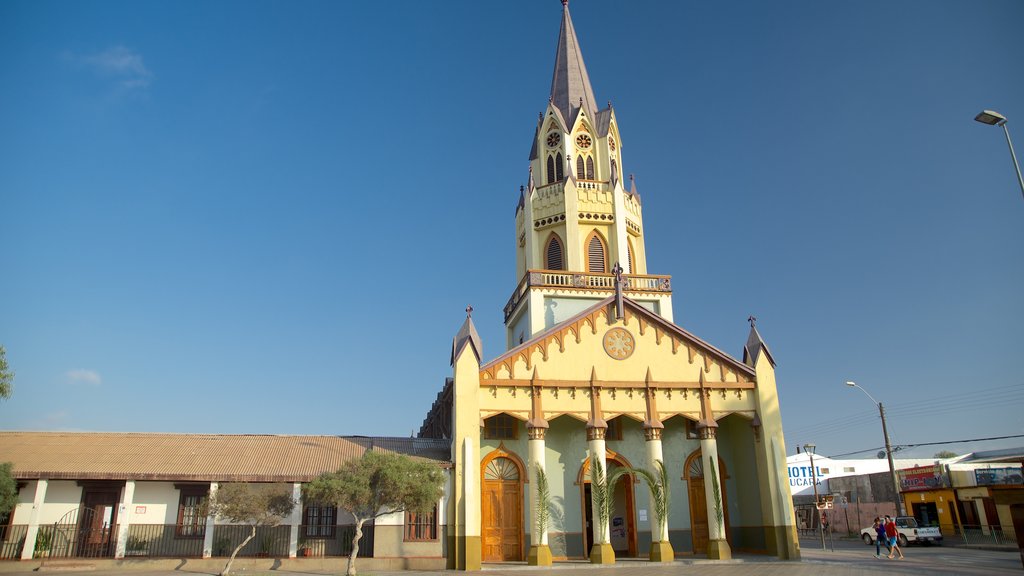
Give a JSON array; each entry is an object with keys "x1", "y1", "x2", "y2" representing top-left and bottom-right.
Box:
[
  {"x1": 206, "y1": 483, "x2": 295, "y2": 575},
  {"x1": 304, "y1": 451, "x2": 444, "y2": 576}
]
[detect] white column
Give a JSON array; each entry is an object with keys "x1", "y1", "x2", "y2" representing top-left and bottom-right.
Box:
[
  {"x1": 202, "y1": 482, "x2": 218, "y2": 559},
  {"x1": 288, "y1": 482, "x2": 302, "y2": 558},
  {"x1": 463, "y1": 439, "x2": 478, "y2": 541},
  {"x1": 20, "y1": 479, "x2": 48, "y2": 560},
  {"x1": 114, "y1": 480, "x2": 136, "y2": 559},
  {"x1": 699, "y1": 435, "x2": 725, "y2": 542},
  {"x1": 588, "y1": 434, "x2": 610, "y2": 546},
  {"x1": 527, "y1": 430, "x2": 548, "y2": 547},
  {"x1": 644, "y1": 432, "x2": 668, "y2": 543}
]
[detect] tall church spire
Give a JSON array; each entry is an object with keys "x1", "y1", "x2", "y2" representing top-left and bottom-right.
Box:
[{"x1": 549, "y1": 0, "x2": 598, "y2": 124}]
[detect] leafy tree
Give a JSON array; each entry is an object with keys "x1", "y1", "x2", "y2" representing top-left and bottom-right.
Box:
[
  {"x1": 0, "y1": 462, "x2": 17, "y2": 515},
  {"x1": 0, "y1": 345, "x2": 13, "y2": 400},
  {"x1": 304, "y1": 451, "x2": 444, "y2": 576},
  {"x1": 206, "y1": 483, "x2": 295, "y2": 576},
  {"x1": 934, "y1": 450, "x2": 958, "y2": 459}
]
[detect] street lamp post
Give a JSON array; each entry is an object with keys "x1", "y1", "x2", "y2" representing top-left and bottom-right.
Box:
[
  {"x1": 974, "y1": 109, "x2": 1024, "y2": 202},
  {"x1": 803, "y1": 443, "x2": 827, "y2": 550},
  {"x1": 845, "y1": 381, "x2": 905, "y2": 517}
]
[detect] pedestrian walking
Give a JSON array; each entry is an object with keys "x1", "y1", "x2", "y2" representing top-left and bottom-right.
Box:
[
  {"x1": 872, "y1": 517, "x2": 887, "y2": 558},
  {"x1": 885, "y1": 515, "x2": 904, "y2": 559}
]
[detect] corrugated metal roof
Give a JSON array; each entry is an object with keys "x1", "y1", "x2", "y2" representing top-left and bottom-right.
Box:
[{"x1": 0, "y1": 432, "x2": 451, "y2": 483}]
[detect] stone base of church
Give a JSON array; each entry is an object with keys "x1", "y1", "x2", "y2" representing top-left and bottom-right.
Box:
[
  {"x1": 705, "y1": 538, "x2": 732, "y2": 560},
  {"x1": 527, "y1": 544, "x2": 552, "y2": 566},
  {"x1": 648, "y1": 540, "x2": 674, "y2": 562},
  {"x1": 452, "y1": 535, "x2": 481, "y2": 570},
  {"x1": 764, "y1": 525, "x2": 801, "y2": 559},
  {"x1": 589, "y1": 543, "x2": 615, "y2": 564}
]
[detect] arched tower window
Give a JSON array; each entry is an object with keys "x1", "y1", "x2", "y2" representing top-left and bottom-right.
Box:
[
  {"x1": 586, "y1": 232, "x2": 607, "y2": 273},
  {"x1": 557, "y1": 156, "x2": 564, "y2": 181},
  {"x1": 627, "y1": 239, "x2": 636, "y2": 274},
  {"x1": 586, "y1": 156, "x2": 595, "y2": 180},
  {"x1": 611, "y1": 159, "x2": 618, "y2": 184},
  {"x1": 576, "y1": 156, "x2": 585, "y2": 180},
  {"x1": 546, "y1": 155, "x2": 555, "y2": 184},
  {"x1": 545, "y1": 234, "x2": 564, "y2": 271}
]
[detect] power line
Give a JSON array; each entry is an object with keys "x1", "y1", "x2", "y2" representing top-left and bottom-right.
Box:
[{"x1": 826, "y1": 433, "x2": 1024, "y2": 459}]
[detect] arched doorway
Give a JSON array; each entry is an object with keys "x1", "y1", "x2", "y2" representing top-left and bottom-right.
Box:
[
  {"x1": 579, "y1": 452, "x2": 637, "y2": 558},
  {"x1": 481, "y1": 448, "x2": 525, "y2": 562},
  {"x1": 684, "y1": 449, "x2": 730, "y2": 554}
]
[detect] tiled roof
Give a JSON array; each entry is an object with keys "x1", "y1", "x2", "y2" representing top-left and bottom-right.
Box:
[{"x1": 0, "y1": 432, "x2": 450, "y2": 483}]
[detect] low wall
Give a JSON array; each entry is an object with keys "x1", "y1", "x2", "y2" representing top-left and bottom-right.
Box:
[{"x1": 0, "y1": 556, "x2": 447, "y2": 573}]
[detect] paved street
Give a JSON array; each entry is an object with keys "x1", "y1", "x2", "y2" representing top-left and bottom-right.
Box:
[{"x1": 1, "y1": 539, "x2": 1019, "y2": 576}]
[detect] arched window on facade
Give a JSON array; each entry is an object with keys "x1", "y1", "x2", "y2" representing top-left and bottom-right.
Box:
[
  {"x1": 576, "y1": 156, "x2": 585, "y2": 180},
  {"x1": 545, "y1": 234, "x2": 564, "y2": 271},
  {"x1": 546, "y1": 155, "x2": 556, "y2": 184},
  {"x1": 586, "y1": 232, "x2": 607, "y2": 273},
  {"x1": 586, "y1": 156, "x2": 595, "y2": 180}
]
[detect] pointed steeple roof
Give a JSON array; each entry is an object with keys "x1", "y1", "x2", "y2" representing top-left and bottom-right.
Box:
[
  {"x1": 743, "y1": 316, "x2": 776, "y2": 368},
  {"x1": 451, "y1": 306, "x2": 483, "y2": 366},
  {"x1": 549, "y1": 0, "x2": 598, "y2": 126}
]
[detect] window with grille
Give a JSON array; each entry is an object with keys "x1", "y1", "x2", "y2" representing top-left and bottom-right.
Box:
[
  {"x1": 611, "y1": 159, "x2": 618, "y2": 184},
  {"x1": 484, "y1": 413, "x2": 518, "y2": 439},
  {"x1": 556, "y1": 156, "x2": 564, "y2": 181},
  {"x1": 576, "y1": 156, "x2": 585, "y2": 179},
  {"x1": 405, "y1": 504, "x2": 438, "y2": 541},
  {"x1": 586, "y1": 156, "x2": 595, "y2": 179},
  {"x1": 546, "y1": 155, "x2": 555, "y2": 184},
  {"x1": 627, "y1": 241, "x2": 635, "y2": 274},
  {"x1": 304, "y1": 504, "x2": 337, "y2": 538},
  {"x1": 175, "y1": 485, "x2": 208, "y2": 538},
  {"x1": 587, "y1": 233, "x2": 606, "y2": 273},
  {"x1": 545, "y1": 235, "x2": 564, "y2": 270}
]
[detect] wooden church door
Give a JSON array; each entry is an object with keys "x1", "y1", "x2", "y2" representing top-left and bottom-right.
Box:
[
  {"x1": 482, "y1": 456, "x2": 523, "y2": 561},
  {"x1": 685, "y1": 450, "x2": 730, "y2": 555}
]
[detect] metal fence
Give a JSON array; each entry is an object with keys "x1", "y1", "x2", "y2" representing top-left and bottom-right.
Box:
[
  {"x1": 1, "y1": 523, "x2": 375, "y2": 560},
  {"x1": 951, "y1": 524, "x2": 1018, "y2": 546}
]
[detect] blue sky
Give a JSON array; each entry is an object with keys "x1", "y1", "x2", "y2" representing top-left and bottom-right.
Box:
[{"x1": 2, "y1": 0, "x2": 1022, "y2": 460}]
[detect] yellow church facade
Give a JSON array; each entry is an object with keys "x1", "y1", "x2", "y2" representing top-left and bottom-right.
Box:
[{"x1": 418, "y1": 1, "x2": 800, "y2": 569}]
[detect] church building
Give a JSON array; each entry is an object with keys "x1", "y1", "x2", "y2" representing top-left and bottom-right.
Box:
[{"x1": 419, "y1": 0, "x2": 800, "y2": 568}]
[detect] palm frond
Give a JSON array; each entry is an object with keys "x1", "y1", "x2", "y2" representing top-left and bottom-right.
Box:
[{"x1": 534, "y1": 465, "x2": 551, "y2": 534}]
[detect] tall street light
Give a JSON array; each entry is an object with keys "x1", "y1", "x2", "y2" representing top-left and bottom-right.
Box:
[
  {"x1": 974, "y1": 109, "x2": 1024, "y2": 202},
  {"x1": 845, "y1": 381, "x2": 904, "y2": 516},
  {"x1": 803, "y1": 443, "x2": 826, "y2": 550}
]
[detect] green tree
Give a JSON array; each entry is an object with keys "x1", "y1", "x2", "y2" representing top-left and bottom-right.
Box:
[
  {"x1": 206, "y1": 483, "x2": 295, "y2": 576},
  {"x1": 0, "y1": 463, "x2": 17, "y2": 515},
  {"x1": 304, "y1": 451, "x2": 445, "y2": 576},
  {"x1": 934, "y1": 450, "x2": 958, "y2": 459},
  {"x1": 0, "y1": 345, "x2": 13, "y2": 400}
]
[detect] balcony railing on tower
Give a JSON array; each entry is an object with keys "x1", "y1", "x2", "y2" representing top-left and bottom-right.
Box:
[{"x1": 504, "y1": 269, "x2": 671, "y2": 322}]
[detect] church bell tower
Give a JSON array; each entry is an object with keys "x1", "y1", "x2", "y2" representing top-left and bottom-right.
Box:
[{"x1": 504, "y1": 0, "x2": 674, "y2": 349}]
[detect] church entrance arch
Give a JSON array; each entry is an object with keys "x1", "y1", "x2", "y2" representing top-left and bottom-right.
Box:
[
  {"x1": 684, "y1": 449, "x2": 730, "y2": 554},
  {"x1": 481, "y1": 448, "x2": 525, "y2": 562},
  {"x1": 579, "y1": 452, "x2": 637, "y2": 558}
]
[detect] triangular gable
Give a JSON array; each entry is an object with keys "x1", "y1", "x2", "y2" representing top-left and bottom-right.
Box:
[{"x1": 480, "y1": 296, "x2": 755, "y2": 381}]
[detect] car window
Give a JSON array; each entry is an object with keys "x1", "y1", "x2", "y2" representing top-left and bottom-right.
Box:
[{"x1": 897, "y1": 518, "x2": 918, "y2": 528}]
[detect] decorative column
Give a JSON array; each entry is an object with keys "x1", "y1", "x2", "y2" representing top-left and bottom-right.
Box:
[
  {"x1": 643, "y1": 370, "x2": 672, "y2": 561},
  {"x1": 697, "y1": 374, "x2": 731, "y2": 560},
  {"x1": 527, "y1": 375, "x2": 552, "y2": 565},
  {"x1": 288, "y1": 482, "x2": 302, "y2": 558},
  {"x1": 114, "y1": 480, "x2": 136, "y2": 559},
  {"x1": 586, "y1": 372, "x2": 614, "y2": 564},
  {"x1": 20, "y1": 479, "x2": 48, "y2": 560},
  {"x1": 202, "y1": 482, "x2": 218, "y2": 559},
  {"x1": 451, "y1": 308, "x2": 483, "y2": 570}
]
